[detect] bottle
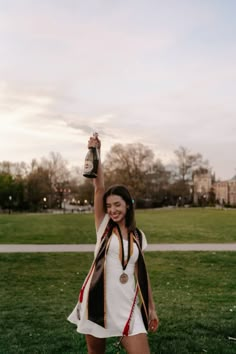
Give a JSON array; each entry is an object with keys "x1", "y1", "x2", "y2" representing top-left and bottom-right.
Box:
[{"x1": 83, "y1": 133, "x2": 99, "y2": 178}]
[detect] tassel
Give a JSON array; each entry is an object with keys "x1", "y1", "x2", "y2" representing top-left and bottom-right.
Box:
[
  {"x1": 123, "y1": 321, "x2": 130, "y2": 336},
  {"x1": 114, "y1": 336, "x2": 124, "y2": 353}
]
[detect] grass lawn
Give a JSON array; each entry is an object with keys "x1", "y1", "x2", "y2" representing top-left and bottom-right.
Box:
[
  {"x1": 0, "y1": 208, "x2": 236, "y2": 244},
  {"x1": 0, "y1": 252, "x2": 235, "y2": 354}
]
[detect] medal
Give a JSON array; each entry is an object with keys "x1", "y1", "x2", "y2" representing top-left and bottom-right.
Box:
[
  {"x1": 116, "y1": 225, "x2": 133, "y2": 285},
  {"x1": 120, "y1": 272, "x2": 129, "y2": 284}
]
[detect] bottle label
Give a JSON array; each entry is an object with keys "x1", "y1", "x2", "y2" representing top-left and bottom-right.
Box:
[{"x1": 84, "y1": 160, "x2": 93, "y2": 173}]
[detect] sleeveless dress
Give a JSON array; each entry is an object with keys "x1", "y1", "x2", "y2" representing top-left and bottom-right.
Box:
[{"x1": 67, "y1": 214, "x2": 148, "y2": 338}]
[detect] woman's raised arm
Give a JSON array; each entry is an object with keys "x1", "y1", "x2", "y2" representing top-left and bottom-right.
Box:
[{"x1": 87, "y1": 135, "x2": 106, "y2": 230}]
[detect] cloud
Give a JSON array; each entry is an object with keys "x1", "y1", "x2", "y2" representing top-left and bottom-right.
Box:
[{"x1": 0, "y1": 1, "x2": 236, "y2": 179}]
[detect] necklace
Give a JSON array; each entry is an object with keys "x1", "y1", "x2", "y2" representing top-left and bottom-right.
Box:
[{"x1": 116, "y1": 225, "x2": 133, "y2": 284}]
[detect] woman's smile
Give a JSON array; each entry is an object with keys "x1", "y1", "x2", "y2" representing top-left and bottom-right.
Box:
[{"x1": 106, "y1": 195, "x2": 127, "y2": 224}]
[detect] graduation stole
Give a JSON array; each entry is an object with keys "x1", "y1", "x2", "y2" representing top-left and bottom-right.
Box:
[{"x1": 80, "y1": 220, "x2": 149, "y2": 332}]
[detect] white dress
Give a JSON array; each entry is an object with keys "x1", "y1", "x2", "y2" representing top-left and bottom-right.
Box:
[{"x1": 67, "y1": 214, "x2": 148, "y2": 338}]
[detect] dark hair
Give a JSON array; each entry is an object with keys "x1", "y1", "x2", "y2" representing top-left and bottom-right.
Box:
[{"x1": 103, "y1": 184, "x2": 136, "y2": 232}]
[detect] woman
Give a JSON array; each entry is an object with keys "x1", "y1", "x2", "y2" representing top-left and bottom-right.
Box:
[{"x1": 68, "y1": 135, "x2": 159, "y2": 354}]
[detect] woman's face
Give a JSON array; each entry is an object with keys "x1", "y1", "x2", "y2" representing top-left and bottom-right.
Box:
[{"x1": 106, "y1": 194, "x2": 128, "y2": 225}]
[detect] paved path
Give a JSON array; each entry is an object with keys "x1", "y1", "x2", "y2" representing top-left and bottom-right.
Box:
[{"x1": 0, "y1": 243, "x2": 236, "y2": 253}]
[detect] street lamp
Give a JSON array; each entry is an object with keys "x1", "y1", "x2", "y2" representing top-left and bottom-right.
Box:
[
  {"x1": 177, "y1": 196, "x2": 182, "y2": 207},
  {"x1": 203, "y1": 194, "x2": 207, "y2": 207},
  {"x1": 43, "y1": 197, "x2": 47, "y2": 210},
  {"x1": 8, "y1": 195, "x2": 12, "y2": 214}
]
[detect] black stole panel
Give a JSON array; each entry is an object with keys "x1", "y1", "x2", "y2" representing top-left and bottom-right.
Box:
[
  {"x1": 87, "y1": 221, "x2": 113, "y2": 327},
  {"x1": 134, "y1": 229, "x2": 149, "y2": 330}
]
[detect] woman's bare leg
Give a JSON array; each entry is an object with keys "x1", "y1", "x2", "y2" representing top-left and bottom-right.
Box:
[
  {"x1": 85, "y1": 334, "x2": 106, "y2": 354},
  {"x1": 121, "y1": 333, "x2": 150, "y2": 354}
]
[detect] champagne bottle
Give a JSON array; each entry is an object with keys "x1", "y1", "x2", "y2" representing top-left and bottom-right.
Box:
[{"x1": 83, "y1": 133, "x2": 99, "y2": 178}]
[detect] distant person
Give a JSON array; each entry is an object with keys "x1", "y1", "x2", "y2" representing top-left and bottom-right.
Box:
[{"x1": 68, "y1": 135, "x2": 159, "y2": 354}]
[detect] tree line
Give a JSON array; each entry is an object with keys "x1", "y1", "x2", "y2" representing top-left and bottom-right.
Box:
[{"x1": 0, "y1": 144, "x2": 211, "y2": 212}]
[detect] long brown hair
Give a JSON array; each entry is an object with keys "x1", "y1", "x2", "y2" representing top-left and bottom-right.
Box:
[{"x1": 103, "y1": 184, "x2": 136, "y2": 232}]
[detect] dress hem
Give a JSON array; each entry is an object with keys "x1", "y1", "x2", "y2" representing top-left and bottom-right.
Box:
[{"x1": 67, "y1": 317, "x2": 147, "y2": 338}]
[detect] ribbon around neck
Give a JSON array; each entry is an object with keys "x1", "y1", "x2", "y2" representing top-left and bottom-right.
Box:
[{"x1": 115, "y1": 225, "x2": 134, "y2": 271}]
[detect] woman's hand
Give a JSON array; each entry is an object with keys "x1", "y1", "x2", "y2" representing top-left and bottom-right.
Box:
[
  {"x1": 148, "y1": 309, "x2": 159, "y2": 333},
  {"x1": 88, "y1": 134, "x2": 101, "y2": 150}
]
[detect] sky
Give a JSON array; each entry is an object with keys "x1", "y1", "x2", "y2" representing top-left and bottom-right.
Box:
[{"x1": 0, "y1": 0, "x2": 236, "y2": 180}]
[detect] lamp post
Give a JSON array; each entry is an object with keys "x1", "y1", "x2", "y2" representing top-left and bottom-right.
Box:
[
  {"x1": 43, "y1": 197, "x2": 47, "y2": 210},
  {"x1": 63, "y1": 198, "x2": 66, "y2": 214},
  {"x1": 203, "y1": 194, "x2": 207, "y2": 207},
  {"x1": 8, "y1": 195, "x2": 12, "y2": 214},
  {"x1": 177, "y1": 196, "x2": 182, "y2": 207}
]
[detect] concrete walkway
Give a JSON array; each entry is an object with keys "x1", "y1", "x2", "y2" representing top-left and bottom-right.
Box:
[{"x1": 0, "y1": 243, "x2": 236, "y2": 253}]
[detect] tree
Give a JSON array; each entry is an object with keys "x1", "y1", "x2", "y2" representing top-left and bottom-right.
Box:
[
  {"x1": 145, "y1": 159, "x2": 171, "y2": 203},
  {"x1": 26, "y1": 167, "x2": 52, "y2": 211},
  {"x1": 0, "y1": 173, "x2": 14, "y2": 209},
  {"x1": 174, "y1": 146, "x2": 209, "y2": 182},
  {"x1": 170, "y1": 146, "x2": 209, "y2": 203},
  {"x1": 0, "y1": 172, "x2": 24, "y2": 211},
  {"x1": 169, "y1": 180, "x2": 191, "y2": 205},
  {"x1": 41, "y1": 152, "x2": 70, "y2": 185},
  {"x1": 40, "y1": 152, "x2": 71, "y2": 208},
  {"x1": 78, "y1": 179, "x2": 94, "y2": 205},
  {"x1": 0, "y1": 161, "x2": 29, "y2": 178},
  {"x1": 103, "y1": 143, "x2": 155, "y2": 199},
  {"x1": 0, "y1": 161, "x2": 11, "y2": 175}
]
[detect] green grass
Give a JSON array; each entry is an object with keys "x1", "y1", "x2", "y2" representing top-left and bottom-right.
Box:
[
  {"x1": 0, "y1": 252, "x2": 235, "y2": 353},
  {"x1": 137, "y1": 208, "x2": 236, "y2": 243},
  {"x1": 0, "y1": 208, "x2": 236, "y2": 244}
]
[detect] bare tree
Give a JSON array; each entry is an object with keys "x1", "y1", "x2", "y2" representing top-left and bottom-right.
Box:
[
  {"x1": 174, "y1": 146, "x2": 209, "y2": 182},
  {"x1": 41, "y1": 152, "x2": 70, "y2": 186},
  {"x1": 145, "y1": 159, "x2": 171, "y2": 200},
  {"x1": 40, "y1": 152, "x2": 71, "y2": 208},
  {"x1": 0, "y1": 161, "x2": 29, "y2": 178},
  {"x1": 103, "y1": 143, "x2": 155, "y2": 199},
  {"x1": 26, "y1": 166, "x2": 51, "y2": 211}
]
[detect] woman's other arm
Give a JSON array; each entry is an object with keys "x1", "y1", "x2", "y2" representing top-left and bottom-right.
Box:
[
  {"x1": 147, "y1": 273, "x2": 159, "y2": 332},
  {"x1": 135, "y1": 261, "x2": 159, "y2": 332}
]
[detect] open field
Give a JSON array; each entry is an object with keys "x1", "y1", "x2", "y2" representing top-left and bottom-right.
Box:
[
  {"x1": 0, "y1": 252, "x2": 235, "y2": 354},
  {"x1": 0, "y1": 208, "x2": 236, "y2": 244}
]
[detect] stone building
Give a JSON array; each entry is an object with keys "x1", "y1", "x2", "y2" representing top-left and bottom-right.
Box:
[
  {"x1": 193, "y1": 172, "x2": 212, "y2": 204},
  {"x1": 229, "y1": 176, "x2": 236, "y2": 205},
  {"x1": 214, "y1": 176, "x2": 236, "y2": 206},
  {"x1": 193, "y1": 173, "x2": 236, "y2": 206}
]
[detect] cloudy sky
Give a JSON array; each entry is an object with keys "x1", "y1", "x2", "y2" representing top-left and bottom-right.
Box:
[{"x1": 0, "y1": 0, "x2": 235, "y2": 180}]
